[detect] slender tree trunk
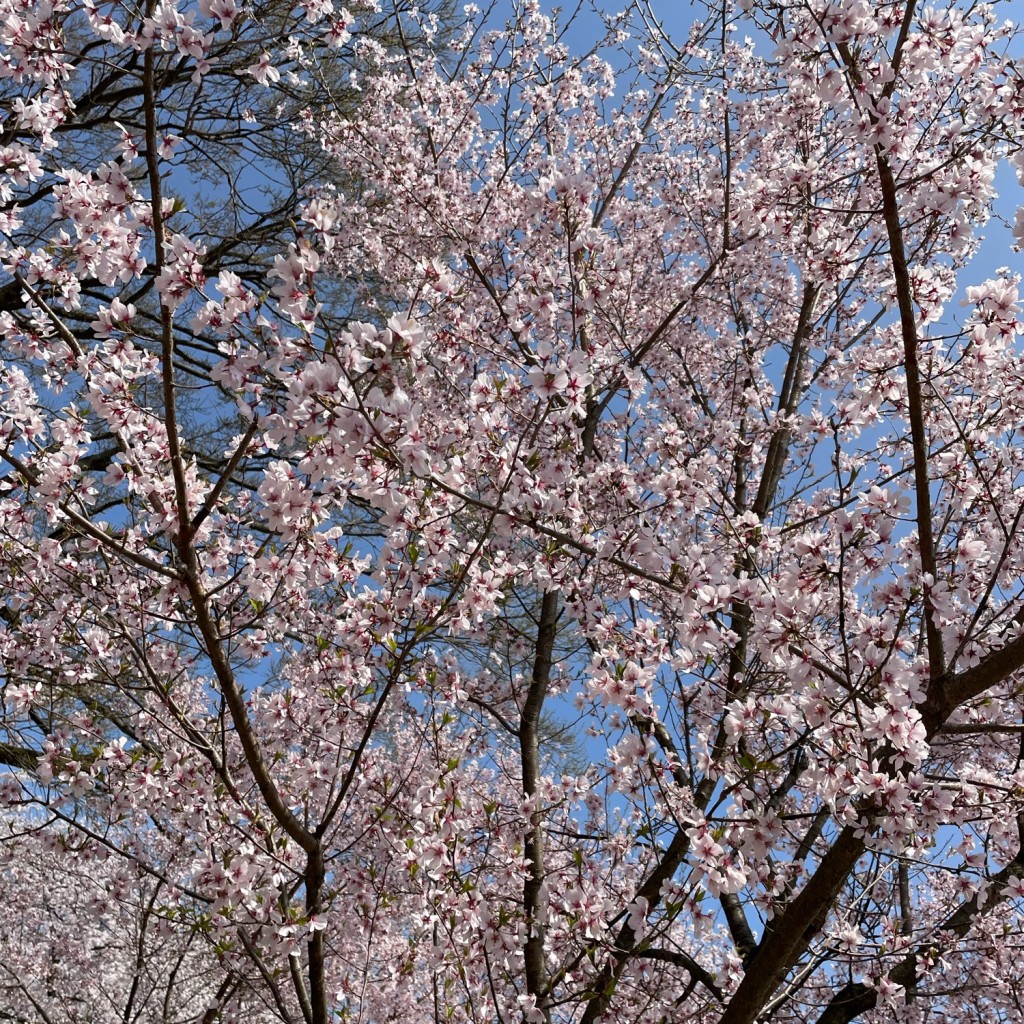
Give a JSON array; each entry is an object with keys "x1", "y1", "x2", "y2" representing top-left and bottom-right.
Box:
[{"x1": 519, "y1": 589, "x2": 559, "y2": 1023}]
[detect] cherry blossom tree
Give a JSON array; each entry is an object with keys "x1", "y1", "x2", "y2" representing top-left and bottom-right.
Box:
[{"x1": 3, "y1": 0, "x2": 1024, "y2": 1022}]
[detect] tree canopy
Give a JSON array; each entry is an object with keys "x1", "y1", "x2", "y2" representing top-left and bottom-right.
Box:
[{"x1": 2, "y1": 1, "x2": 1024, "y2": 1022}]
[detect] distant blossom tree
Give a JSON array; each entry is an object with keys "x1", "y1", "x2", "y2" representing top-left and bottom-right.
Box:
[{"x1": 2, "y1": 1, "x2": 1024, "y2": 1023}]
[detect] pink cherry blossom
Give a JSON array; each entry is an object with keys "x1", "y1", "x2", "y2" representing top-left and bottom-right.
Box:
[{"x1": 1, "y1": 3, "x2": 1024, "y2": 1024}]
